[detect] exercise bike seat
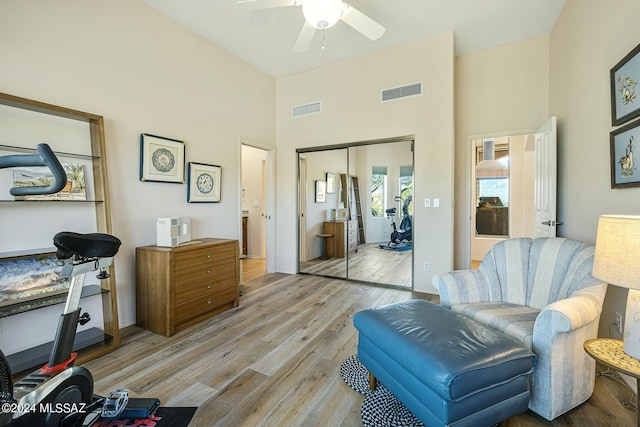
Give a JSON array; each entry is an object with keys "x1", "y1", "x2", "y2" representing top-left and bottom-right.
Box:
[{"x1": 54, "y1": 231, "x2": 121, "y2": 260}]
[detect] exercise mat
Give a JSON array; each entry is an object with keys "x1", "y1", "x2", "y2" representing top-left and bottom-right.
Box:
[{"x1": 92, "y1": 407, "x2": 197, "y2": 427}]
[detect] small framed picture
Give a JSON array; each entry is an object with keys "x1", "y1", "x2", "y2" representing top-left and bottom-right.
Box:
[
  {"x1": 326, "y1": 172, "x2": 336, "y2": 194},
  {"x1": 610, "y1": 118, "x2": 640, "y2": 188},
  {"x1": 140, "y1": 133, "x2": 185, "y2": 183},
  {"x1": 315, "y1": 180, "x2": 326, "y2": 203},
  {"x1": 187, "y1": 162, "x2": 222, "y2": 202},
  {"x1": 611, "y1": 42, "x2": 640, "y2": 126}
]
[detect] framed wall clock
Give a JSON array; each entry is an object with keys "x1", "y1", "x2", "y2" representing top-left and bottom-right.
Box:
[{"x1": 187, "y1": 162, "x2": 222, "y2": 202}]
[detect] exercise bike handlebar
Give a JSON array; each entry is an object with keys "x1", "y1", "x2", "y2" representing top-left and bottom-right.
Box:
[{"x1": 0, "y1": 143, "x2": 67, "y2": 196}]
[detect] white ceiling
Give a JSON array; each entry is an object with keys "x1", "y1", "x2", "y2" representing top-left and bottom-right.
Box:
[{"x1": 142, "y1": 0, "x2": 565, "y2": 78}]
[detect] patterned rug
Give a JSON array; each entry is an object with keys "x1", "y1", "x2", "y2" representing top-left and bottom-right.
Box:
[{"x1": 340, "y1": 355, "x2": 424, "y2": 427}]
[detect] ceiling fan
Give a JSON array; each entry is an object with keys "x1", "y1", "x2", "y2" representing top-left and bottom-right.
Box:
[{"x1": 237, "y1": 0, "x2": 386, "y2": 52}]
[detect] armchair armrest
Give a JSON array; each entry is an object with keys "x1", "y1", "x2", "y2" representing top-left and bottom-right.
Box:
[
  {"x1": 533, "y1": 294, "x2": 603, "y2": 339},
  {"x1": 433, "y1": 269, "x2": 493, "y2": 308}
]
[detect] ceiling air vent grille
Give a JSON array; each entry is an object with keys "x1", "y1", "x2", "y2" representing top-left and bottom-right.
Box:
[
  {"x1": 381, "y1": 82, "x2": 423, "y2": 102},
  {"x1": 292, "y1": 101, "x2": 321, "y2": 118}
]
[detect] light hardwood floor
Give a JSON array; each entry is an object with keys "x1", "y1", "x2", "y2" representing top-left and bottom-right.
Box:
[
  {"x1": 300, "y1": 243, "x2": 412, "y2": 288},
  {"x1": 83, "y1": 274, "x2": 637, "y2": 426},
  {"x1": 241, "y1": 257, "x2": 266, "y2": 282}
]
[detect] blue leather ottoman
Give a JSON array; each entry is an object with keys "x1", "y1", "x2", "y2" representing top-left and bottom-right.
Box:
[{"x1": 354, "y1": 300, "x2": 536, "y2": 427}]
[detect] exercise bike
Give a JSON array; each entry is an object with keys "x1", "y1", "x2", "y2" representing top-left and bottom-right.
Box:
[
  {"x1": 378, "y1": 195, "x2": 413, "y2": 251},
  {"x1": 0, "y1": 144, "x2": 121, "y2": 426}
]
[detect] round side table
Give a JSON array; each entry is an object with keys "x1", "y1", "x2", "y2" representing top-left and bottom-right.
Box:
[{"x1": 584, "y1": 338, "x2": 640, "y2": 427}]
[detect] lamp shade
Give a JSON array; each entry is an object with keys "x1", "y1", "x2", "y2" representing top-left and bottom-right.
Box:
[
  {"x1": 593, "y1": 215, "x2": 640, "y2": 289},
  {"x1": 302, "y1": 0, "x2": 344, "y2": 29},
  {"x1": 593, "y1": 215, "x2": 640, "y2": 359}
]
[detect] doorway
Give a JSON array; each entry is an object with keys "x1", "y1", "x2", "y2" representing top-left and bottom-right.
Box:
[
  {"x1": 466, "y1": 118, "x2": 558, "y2": 268},
  {"x1": 240, "y1": 143, "x2": 272, "y2": 282},
  {"x1": 298, "y1": 137, "x2": 414, "y2": 288}
]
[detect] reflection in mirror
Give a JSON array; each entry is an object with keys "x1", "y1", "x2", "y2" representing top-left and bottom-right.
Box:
[
  {"x1": 346, "y1": 142, "x2": 413, "y2": 288},
  {"x1": 298, "y1": 139, "x2": 414, "y2": 289},
  {"x1": 298, "y1": 149, "x2": 348, "y2": 279}
]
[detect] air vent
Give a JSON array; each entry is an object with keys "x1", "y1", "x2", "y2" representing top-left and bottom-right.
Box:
[
  {"x1": 292, "y1": 101, "x2": 321, "y2": 118},
  {"x1": 381, "y1": 82, "x2": 423, "y2": 102}
]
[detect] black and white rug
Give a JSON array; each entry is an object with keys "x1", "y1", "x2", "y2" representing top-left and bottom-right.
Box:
[{"x1": 341, "y1": 354, "x2": 425, "y2": 427}]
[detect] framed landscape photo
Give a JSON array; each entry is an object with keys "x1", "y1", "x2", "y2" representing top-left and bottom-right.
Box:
[
  {"x1": 610, "y1": 118, "x2": 640, "y2": 188},
  {"x1": 140, "y1": 133, "x2": 185, "y2": 183},
  {"x1": 611, "y1": 42, "x2": 640, "y2": 126},
  {"x1": 12, "y1": 162, "x2": 87, "y2": 201},
  {"x1": 187, "y1": 162, "x2": 222, "y2": 203}
]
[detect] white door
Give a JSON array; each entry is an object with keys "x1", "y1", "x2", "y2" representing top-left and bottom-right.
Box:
[{"x1": 534, "y1": 117, "x2": 558, "y2": 237}]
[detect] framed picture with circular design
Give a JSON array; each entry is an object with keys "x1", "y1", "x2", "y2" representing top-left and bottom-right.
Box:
[
  {"x1": 139, "y1": 133, "x2": 186, "y2": 183},
  {"x1": 187, "y1": 161, "x2": 222, "y2": 203}
]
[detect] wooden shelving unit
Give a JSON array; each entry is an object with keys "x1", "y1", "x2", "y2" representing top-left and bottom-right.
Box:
[
  {"x1": 340, "y1": 174, "x2": 365, "y2": 245},
  {"x1": 0, "y1": 92, "x2": 119, "y2": 370}
]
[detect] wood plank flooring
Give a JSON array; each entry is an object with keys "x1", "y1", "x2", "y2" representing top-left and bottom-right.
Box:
[
  {"x1": 300, "y1": 243, "x2": 412, "y2": 288},
  {"x1": 83, "y1": 274, "x2": 637, "y2": 426}
]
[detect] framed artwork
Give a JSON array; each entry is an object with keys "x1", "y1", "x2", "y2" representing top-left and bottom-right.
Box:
[
  {"x1": 326, "y1": 172, "x2": 336, "y2": 194},
  {"x1": 12, "y1": 162, "x2": 87, "y2": 201},
  {"x1": 139, "y1": 133, "x2": 185, "y2": 183},
  {"x1": 611, "y1": 42, "x2": 640, "y2": 126},
  {"x1": 187, "y1": 162, "x2": 222, "y2": 202},
  {"x1": 315, "y1": 180, "x2": 326, "y2": 203},
  {"x1": 610, "y1": 118, "x2": 640, "y2": 188}
]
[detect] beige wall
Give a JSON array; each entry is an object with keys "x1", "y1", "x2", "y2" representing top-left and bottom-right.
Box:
[
  {"x1": 0, "y1": 0, "x2": 275, "y2": 327},
  {"x1": 549, "y1": 0, "x2": 640, "y2": 338},
  {"x1": 454, "y1": 36, "x2": 550, "y2": 268},
  {"x1": 276, "y1": 32, "x2": 455, "y2": 293}
]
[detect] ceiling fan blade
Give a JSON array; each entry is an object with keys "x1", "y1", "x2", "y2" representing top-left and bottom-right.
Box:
[
  {"x1": 340, "y1": 4, "x2": 385, "y2": 41},
  {"x1": 294, "y1": 21, "x2": 316, "y2": 52},
  {"x1": 236, "y1": 0, "x2": 300, "y2": 9}
]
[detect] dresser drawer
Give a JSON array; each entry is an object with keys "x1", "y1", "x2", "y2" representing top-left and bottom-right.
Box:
[
  {"x1": 174, "y1": 244, "x2": 235, "y2": 272},
  {"x1": 175, "y1": 270, "x2": 237, "y2": 305},
  {"x1": 175, "y1": 286, "x2": 238, "y2": 324}
]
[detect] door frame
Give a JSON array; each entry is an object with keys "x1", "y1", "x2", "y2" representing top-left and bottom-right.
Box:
[
  {"x1": 238, "y1": 138, "x2": 276, "y2": 273},
  {"x1": 464, "y1": 128, "x2": 536, "y2": 269}
]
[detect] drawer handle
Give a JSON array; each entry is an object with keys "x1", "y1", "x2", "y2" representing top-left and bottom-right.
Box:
[
  {"x1": 206, "y1": 253, "x2": 211, "y2": 258},
  {"x1": 207, "y1": 298, "x2": 212, "y2": 304},
  {"x1": 207, "y1": 268, "x2": 211, "y2": 274},
  {"x1": 207, "y1": 284, "x2": 212, "y2": 289}
]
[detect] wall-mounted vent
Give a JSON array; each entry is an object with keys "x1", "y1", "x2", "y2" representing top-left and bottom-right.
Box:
[
  {"x1": 381, "y1": 82, "x2": 423, "y2": 102},
  {"x1": 292, "y1": 101, "x2": 321, "y2": 118}
]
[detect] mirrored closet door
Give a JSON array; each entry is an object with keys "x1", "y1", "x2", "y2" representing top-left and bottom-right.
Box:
[{"x1": 298, "y1": 138, "x2": 414, "y2": 288}]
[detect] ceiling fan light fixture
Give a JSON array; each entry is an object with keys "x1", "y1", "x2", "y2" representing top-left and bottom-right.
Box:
[{"x1": 302, "y1": 0, "x2": 344, "y2": 29}]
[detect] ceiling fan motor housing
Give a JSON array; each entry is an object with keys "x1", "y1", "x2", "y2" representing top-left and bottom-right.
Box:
[{"x1": 302, "y1": 0, "x2": 344, "y2": 29}]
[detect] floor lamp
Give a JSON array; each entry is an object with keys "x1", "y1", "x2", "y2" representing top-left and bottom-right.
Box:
[{"x1": 593, "y1": 215, "x2": 640, "y2": 359}]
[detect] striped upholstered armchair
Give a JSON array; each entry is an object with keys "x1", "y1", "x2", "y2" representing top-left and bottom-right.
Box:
[{"x1": 433, "y1": 237, "x2": 607, "y2": 421}]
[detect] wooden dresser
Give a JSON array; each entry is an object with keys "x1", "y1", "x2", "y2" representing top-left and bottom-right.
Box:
[
  {"x1": 135, "y1": 238, "x2": 240, "y2": 337},
  {"x1": 322, "y1": 220, "x2": 358, "y2": 258}
]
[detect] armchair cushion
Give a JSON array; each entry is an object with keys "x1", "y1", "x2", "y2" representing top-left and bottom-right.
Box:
[{"x1": 451, "y1": 302, "x2": 539, "y2": 349}]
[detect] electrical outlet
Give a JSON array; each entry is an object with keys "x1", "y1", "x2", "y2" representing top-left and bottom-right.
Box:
[
  {"x1": 615, "y1": 312, "x2": 623, "y2": 334},
  {"x1": 424, "y1": 262, "x2": 431, "y2": 272}
]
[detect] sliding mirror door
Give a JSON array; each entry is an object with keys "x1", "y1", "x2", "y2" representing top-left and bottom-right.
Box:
[
  {"x1": 298, "y1": 138, "x2": 414, "y2": 289},
  {"x1": 298, "y1": 149, "x2": 348, "y2": 278},
  {"x1": 346, "y1": 141, "x2": 413, "y2": 287}
]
